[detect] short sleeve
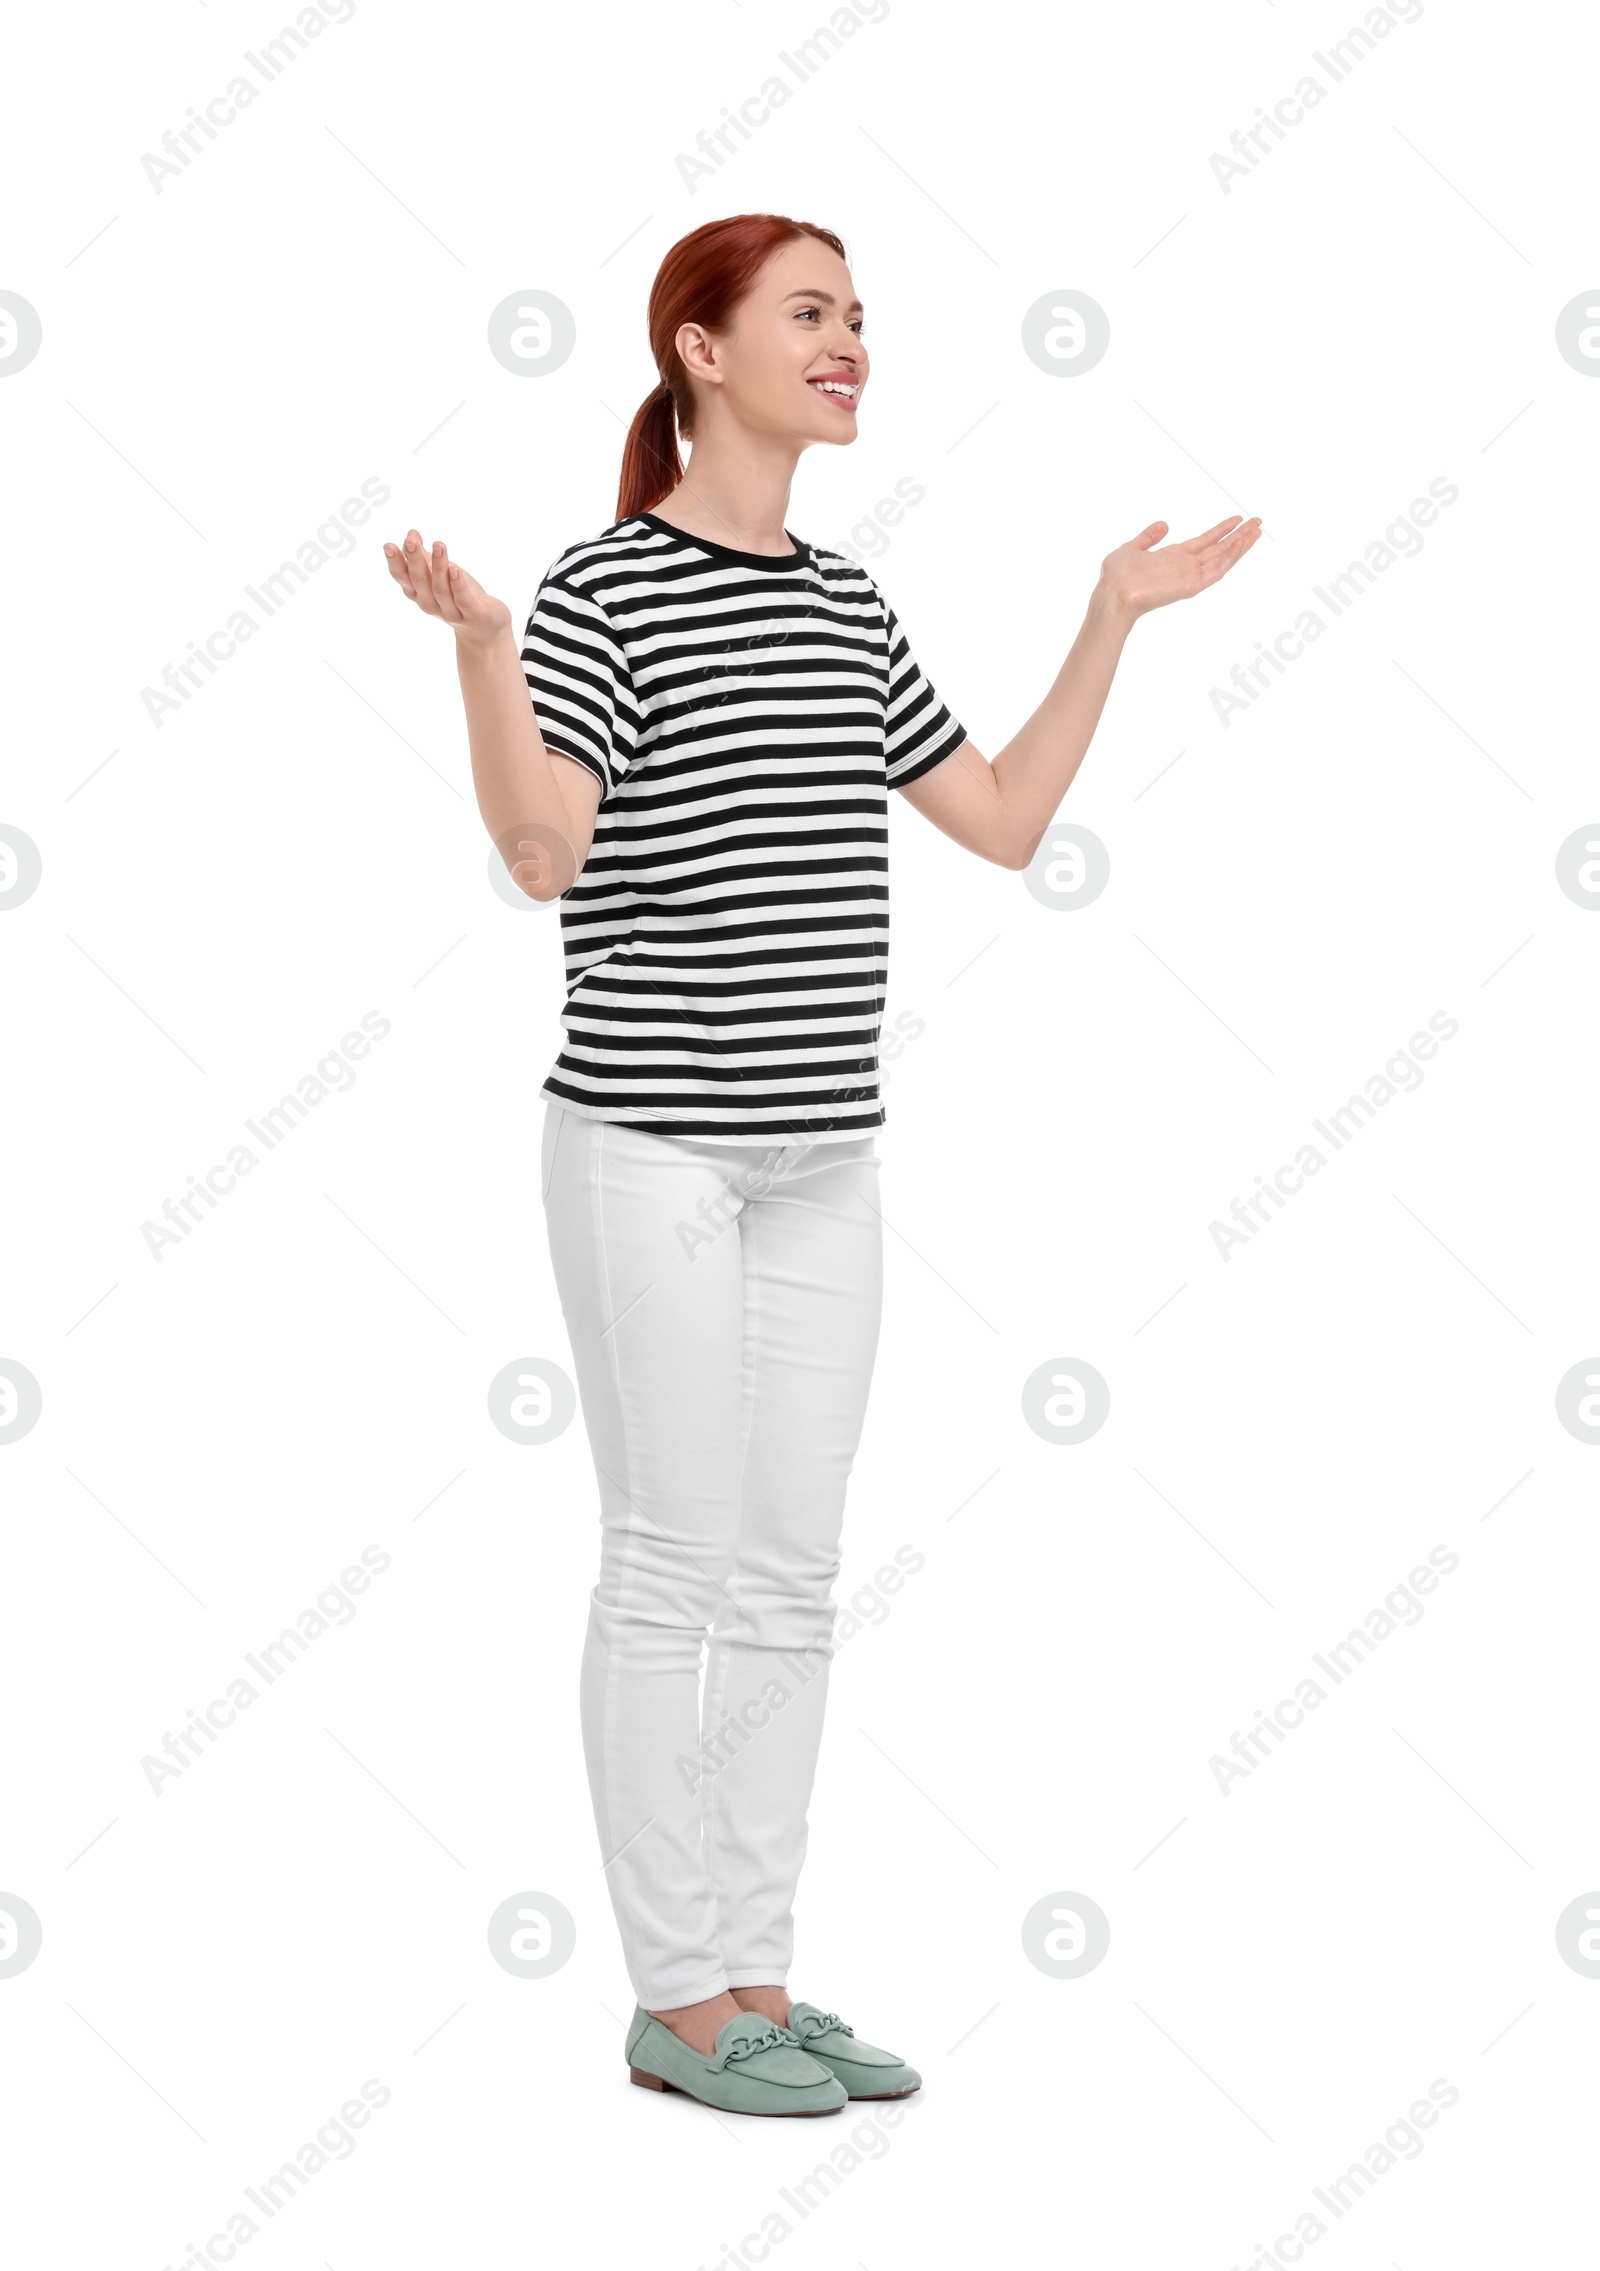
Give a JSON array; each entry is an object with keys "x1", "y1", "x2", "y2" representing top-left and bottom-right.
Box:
[
  {"x1": 520, "y1": 572, "x2": 636, "y2": 805},
  {"x1": 881, "y1": 596, "x2": 968, "y2": 789}
]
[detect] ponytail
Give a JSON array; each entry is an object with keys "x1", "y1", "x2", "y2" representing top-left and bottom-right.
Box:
[
  {"x1": 616, "y1": 380, "x2": 683, "y2": 523},
  {"x1": 615, "y1": 213, "x2": 847, "y2": 524}
]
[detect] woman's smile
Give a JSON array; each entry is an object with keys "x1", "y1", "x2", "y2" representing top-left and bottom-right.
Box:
[{"x1": 806, "y1": 369, "x2": 861, "y2": 412}]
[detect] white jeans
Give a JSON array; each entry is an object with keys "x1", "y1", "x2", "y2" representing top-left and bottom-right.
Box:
[{"x1": 540, "y1": 1100, "x2": 884, "y2": 2010}]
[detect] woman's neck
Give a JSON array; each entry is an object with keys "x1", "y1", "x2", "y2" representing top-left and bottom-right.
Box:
[{"x1": 645, "y1": 463, "x2": 798, "y2": 558}]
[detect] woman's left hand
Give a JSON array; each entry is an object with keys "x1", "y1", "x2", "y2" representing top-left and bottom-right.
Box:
[{"x1": 1096, "y1": 514, "x2": 1262, "y2": 623}]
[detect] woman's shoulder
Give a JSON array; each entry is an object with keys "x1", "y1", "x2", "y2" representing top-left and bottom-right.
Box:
[
  {"x1": 805, "y1": 540, "x2": 877, "y2": 584},
  {"x1": 809, "y1": 548, "x2": 893, "y2": 626},
  {"x1": 539, "y1": 515, "x2": 668, "y2": 587}
]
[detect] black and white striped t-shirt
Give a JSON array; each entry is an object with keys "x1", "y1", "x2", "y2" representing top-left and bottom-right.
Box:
[{"x1": 519, "y1": 511, "x2": 967, "y2": 1145}]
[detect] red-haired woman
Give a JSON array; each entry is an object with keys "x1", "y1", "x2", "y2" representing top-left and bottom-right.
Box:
[{"x1": 384, "y1": 213, "x2": 1259, "y2": 2118}]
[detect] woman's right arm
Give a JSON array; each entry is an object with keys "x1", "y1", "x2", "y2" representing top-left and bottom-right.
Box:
[{"x1": 382, "y1": 527, "x2": 602, "y2": 900}]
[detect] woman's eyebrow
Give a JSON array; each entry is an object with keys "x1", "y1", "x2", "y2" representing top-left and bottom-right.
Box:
[{"x1": 782, "y1": 287, "x2": 865, "y2": 315}]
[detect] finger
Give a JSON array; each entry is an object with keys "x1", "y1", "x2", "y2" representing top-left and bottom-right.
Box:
[
  {"x1": 396, "y1": 530, "x2": 433, "y2": 608},
  {"x1": 1179, "y1": 515, "x2": 1244, "y2": 554},
  {"x1": 1130, "y1": 520, "x2": 1170, "y2": 551},
  {"x1": 1196, "y1": 516, "x2": 1261, "y2": 562},
  {"x1": 401, "y1": 530, "x2": 445, "y2": 615},
  {"x1": 1218, "y1": 517, "x2": 1263, "y2": 556},
  {"x1": 432, "y1": 539, "x2": 466, "y2": 623},
  {"x1": 422, "y1": 536, "x2": 456, "y2": 614},
  {"x1": 382, "y1": 541, "x2": 423, "y2": 600},
  {"x1": 447, "y1": 558, "x2": 488, "y2": 616},
  {"x1": 1203, "y1": 521, "x2": 1263, "y2": 579}
]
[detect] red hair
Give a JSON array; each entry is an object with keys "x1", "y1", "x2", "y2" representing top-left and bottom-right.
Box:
[{"x1": 616, "y1": 213, "x2": 847, "y2": 522}]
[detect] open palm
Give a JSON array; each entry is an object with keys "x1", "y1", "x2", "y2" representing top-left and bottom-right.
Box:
[
  {"x1": 382, "y1": 527, "x2": 513, "y2": 649},
  {"x1": 1100, "y1": 514, "x2": 1262, "y2": 620}
]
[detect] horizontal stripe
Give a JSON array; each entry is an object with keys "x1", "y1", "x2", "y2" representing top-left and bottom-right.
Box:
[{"x1": 520, "y1": 512, "x2": 966, "y2": 1143}]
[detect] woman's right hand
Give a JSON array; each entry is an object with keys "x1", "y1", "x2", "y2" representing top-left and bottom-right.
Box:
[{"x1": 382, "y1": 528, "x2": 514, "y2": 651}]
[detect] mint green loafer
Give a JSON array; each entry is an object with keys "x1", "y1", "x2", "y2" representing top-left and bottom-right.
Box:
[
  {"x1": 786, "y1": 2002, "x2": 922, "y2": 2098},
  {"x1": 626, "y1": 2007, "x2": 847, "y2": 2117}
]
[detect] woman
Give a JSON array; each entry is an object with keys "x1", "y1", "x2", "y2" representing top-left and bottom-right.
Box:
[{"x1": 384, "y1": 212, "x2": 1260, "y2": 2118}]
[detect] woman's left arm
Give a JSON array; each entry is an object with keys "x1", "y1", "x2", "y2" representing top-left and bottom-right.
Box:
[{"x1": 896, "y1": 513, "x2": 1262, "y2": 868}]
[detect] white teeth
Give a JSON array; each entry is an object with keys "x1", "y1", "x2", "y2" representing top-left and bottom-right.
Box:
[{"x1": 814, "y1": 380, "x2": 857, "y2": 398}]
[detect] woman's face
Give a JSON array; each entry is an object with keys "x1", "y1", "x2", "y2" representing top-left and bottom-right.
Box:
[{"x1": 678, "y1": 236, "x2": 868, "y2": 447}]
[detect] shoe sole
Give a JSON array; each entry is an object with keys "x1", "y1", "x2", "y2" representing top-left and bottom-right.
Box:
[
  {"x1": 629, "y1": 2066, "x2": 844, "y2": 2115},
  {"x1": 844, "y1": 2085, "x2": 921, "y2": 2099}
]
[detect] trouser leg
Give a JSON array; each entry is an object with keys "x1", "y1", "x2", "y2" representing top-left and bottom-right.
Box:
[
  {"x1": 541, "y1": 1103, "x2": 749, "y2": 2010},
  {"x1": 700, "y1": 1136, "x2": 884, "y2": 1988}
]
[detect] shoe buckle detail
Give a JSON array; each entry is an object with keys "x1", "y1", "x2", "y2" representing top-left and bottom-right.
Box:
[
  {"x1": 793, "y1": 2008, "x2": 852, "y2": 2043},
  {"x1": 719, "y1": 2019, "x2": 792, "y2": 2066}
]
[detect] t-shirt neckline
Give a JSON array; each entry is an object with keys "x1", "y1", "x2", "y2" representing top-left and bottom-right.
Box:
[{"x1": 634, "y1": 511, "x2": 811, "y2": 570}]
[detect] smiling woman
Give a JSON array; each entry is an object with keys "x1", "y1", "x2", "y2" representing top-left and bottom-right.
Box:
[
  {"x1": 614, "y1": 214, "x2": 870, "y2": 526},
  {"x1": 379, "y1": 206, "x2": 1261, "y2": 2124}
]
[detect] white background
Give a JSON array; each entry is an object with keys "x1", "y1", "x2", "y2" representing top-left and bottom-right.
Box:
[{"x1": 4, "y1": 0, "x2": 1598, "y2": 2264}]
